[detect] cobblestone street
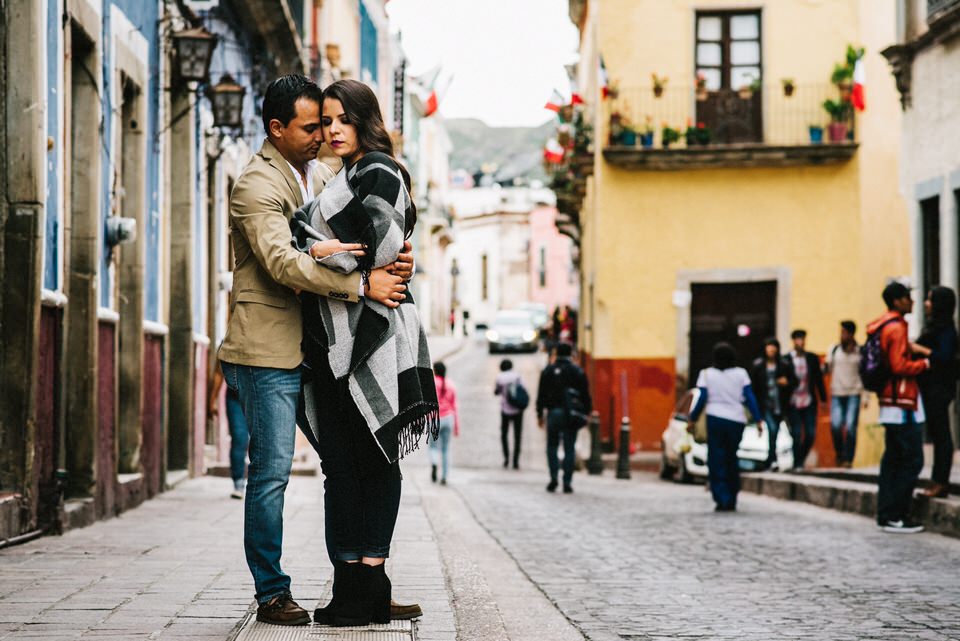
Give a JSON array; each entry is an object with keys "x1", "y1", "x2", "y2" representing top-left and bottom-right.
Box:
[{"x1": 1, "y1": 338, "x2": 959, "y2": 640}]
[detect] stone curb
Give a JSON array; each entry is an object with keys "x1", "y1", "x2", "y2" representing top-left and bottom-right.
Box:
[{"x1": 741, "y1": 472, "x2": 960, "y2": 538}]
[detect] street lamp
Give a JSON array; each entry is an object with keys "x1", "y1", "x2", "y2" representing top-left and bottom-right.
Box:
[
  {"x1": 171, "y1": 26, "x2": 217, "y2": 83},
  {"x1": 208, "y1": 74, "x2": 245, "y2": 129}
]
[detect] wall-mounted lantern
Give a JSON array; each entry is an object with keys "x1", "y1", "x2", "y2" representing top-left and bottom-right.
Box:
[
  {"x1": 208, "y1": 74, "x2": 245, "y2": 128},
  {"x1": 171, "y1": 26, "x2": 217, "y2": 83}
]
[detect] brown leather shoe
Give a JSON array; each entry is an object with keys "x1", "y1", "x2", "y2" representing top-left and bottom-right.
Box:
[
  {"x1": 390, "y1": 599, "x2": 423, "y2": 620},
  {"x1": 922, "y1": 483, "x2": 949, "y2": 499},
  {"x1": 256, "y1": 593, "x2": 311, "y2": 626}
]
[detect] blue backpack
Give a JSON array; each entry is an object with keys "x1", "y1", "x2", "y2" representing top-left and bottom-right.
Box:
[
  {"x1": 507, "y1": 381, "x2": 530, "y2": 410},
  {"x1": 859, "y1": 318, "x2": 899, "y2": 393}
]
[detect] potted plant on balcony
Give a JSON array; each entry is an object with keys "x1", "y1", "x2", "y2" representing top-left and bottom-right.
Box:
[
  {"x1": 695, "y1": 72, "x2": 708, "y2": 101},
  {"x1": 620, "y1": 123, "x2": 638, "y2": 147},
  {"x1": 782, "y1": 78, "x2": 795, "y2": 97},
  {"x1": 823, "y1": 99, "x2": 850, "y2": 142},
  {"x1": 639, "y1": 116, "x2": 655, "y2": 148},
  {"x1": 661, "y1": 123, "x2": 681, "y2": 149},
  {"x1": 609, "y1": 111, "x2": 624, "y2": 145},
  {"x1": 652, "y1": 73, "x2": 667, "y2": 98},
  {"x1": 808, "y1": 124, "x2": 824, "y2": 144},
  {"x1": 684, "y1": 120, "x2": 711, "y2": 146},
  {"x1": 738, "y1": 74, "x2": 761, "y2": 100}
]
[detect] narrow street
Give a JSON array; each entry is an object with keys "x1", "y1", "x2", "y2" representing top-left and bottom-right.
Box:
[{"x1": 3, "y1": 337, "x2": 959, "y2": 641}]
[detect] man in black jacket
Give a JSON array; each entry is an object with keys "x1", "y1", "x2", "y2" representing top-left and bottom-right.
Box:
[
  {"x1": 786, "y1": 329, "x2": 827, "y2": 470},
  {"x1": 536, "y1": 343, "x2": 592, "y2": 493}
]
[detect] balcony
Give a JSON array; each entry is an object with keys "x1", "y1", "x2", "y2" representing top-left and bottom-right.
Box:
[
  {"x1": 929, "y1": 0, "x2": 960, "y2": 21},
  {"x1": 602, "y1": 84, "x2": 858, "y2": 170}
]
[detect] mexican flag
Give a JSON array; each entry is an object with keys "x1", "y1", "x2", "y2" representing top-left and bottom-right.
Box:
[
  {"x1": 543, "y1": 138, "x2": 565, "y2": 163},
  {"x1": 544, "y1": 89, "x2": 565, "y2": 113},
  {"x1": 600, "y1": 56, "x2": 611, "y2": 99},
  {"x1": 851, "y1": 59, "x2": 866, "y2": 111}
]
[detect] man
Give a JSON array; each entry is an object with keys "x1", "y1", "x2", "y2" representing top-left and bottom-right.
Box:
[
  {"x1": 536, "y1": 343, "x2": 592, "y2": 493},
  {"x1": 824, "y1": 320, "x2": 865, "y2": 467},
  {"x1": 866, "y1": 282, "x2": 930, "y2": 533},
  {"x1": 218, "y1": 75, "x2": 412, "y2": 625},
  {"x1": 786, "y1": 328, "x2": 826, "y2": 470}
]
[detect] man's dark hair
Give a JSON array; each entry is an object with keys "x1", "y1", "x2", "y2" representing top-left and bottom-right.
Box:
[
  {"x1": 261, "y1": 74, "x2": 322, "y2": 135},
  {"x1": 499, "y1": 359, "x2": 513, "y2": 372},
  {"x1": 556, "y1": 343, "x2": 573, "y2": 358},
  {"x1": 882, "y1": 282, "x2": 911, "y2": 309},
  {"x1": 712, "y1": 342, "x2": 737, "y2": 370},
  {"x1": 790, "y1": 328, "x2": 807, "y2": 340},
  {"x1": 840, "y1": 320, "x2": 856, "y2": 334}
]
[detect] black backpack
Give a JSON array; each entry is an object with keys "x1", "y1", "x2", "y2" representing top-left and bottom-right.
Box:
[
  {"x1": 859, "y1": 318, "x2": 899, "y2": 393},
  {"x1": 507, "y1": 380, "x2": 530, "y2": 410}
]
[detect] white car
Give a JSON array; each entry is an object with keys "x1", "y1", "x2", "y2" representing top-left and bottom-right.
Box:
[
  {"x1": 485, "y1": 310, "x2": 540, "y2": 354},
  {"x1": 660, "y1": 388, "x2": 794, "y2": 483}
]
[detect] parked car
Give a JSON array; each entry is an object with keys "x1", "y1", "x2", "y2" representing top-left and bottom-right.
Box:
[
  {"x1": 516, "y1": 302, "x2": 550, "y2": 334},
  {"x1": 485, "y1": 310, "x2": 540, "y2": 354},
  {"x1": 660, "y1": 388, "x2": 794, "y2": 482}
]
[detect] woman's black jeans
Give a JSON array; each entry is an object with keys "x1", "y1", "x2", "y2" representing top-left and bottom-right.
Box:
[
  {"x1": 300, "y1": 364, "x2": 402, "y2": 563},
  {"x1": 923, "y1": 390, "x2": 955, "y2": 485}
]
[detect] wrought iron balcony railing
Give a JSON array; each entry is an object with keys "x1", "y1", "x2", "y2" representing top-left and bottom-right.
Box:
[{"x1": 928, "y1": 0, "x2": 960, "y2": 21}]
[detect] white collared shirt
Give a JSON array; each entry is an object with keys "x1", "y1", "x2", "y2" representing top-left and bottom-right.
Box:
[{"x1": 285, "y1": 158, "x2": 320, "y2": 203}]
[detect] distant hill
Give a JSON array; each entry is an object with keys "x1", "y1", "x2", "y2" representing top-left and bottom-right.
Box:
[{"x1": 444, "y1": 118, "x2": 555, "y2": 185}]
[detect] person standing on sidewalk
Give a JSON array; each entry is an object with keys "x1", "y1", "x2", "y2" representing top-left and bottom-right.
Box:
[
  {"x1": 824, "y1": 321, "x2": 865, "y2": 467},
  {"x1": 690, "y1": 343, "x2": 765, "y2": 512},
  {"x1": 915, "y1": 286, "x2": 958, "y2": 499},
  {"x1": 786, "y1": 329, "x2": 827, "y2": 470},
  {"x1": 431, "y1": 361, "x2": 460, "y2": 485},
  {"x1": 494, "y1": 359, "x2": 525, "y2": 469},
  {"x1": 750, "y1": 337, "x2": 796, "y2": 470},
  {"x1": 208, "y1": 361, "x2": 250, "y2": 499},
  {"x1": 867, "y1": 282, "x2": 931, "y2": 533},
  {"x1": 218, "y1": 75, "x2": 411, "y2": 626},
  {"x1": 536, "y1": 343, "x2": 592, "y2": 493}
]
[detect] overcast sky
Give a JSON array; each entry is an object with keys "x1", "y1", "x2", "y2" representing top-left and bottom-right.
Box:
[{"x1": 385, "y1": 0, "x2": 580, "y2": 128}]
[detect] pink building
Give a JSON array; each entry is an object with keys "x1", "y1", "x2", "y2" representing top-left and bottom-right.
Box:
[{"x1": 528, "y1": 204, "x2": 579, "y2": 312}]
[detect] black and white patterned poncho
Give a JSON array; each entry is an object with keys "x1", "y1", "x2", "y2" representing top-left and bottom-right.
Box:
[{"x1": 291, "y1": 152, "x2": 439, "y2": 463}]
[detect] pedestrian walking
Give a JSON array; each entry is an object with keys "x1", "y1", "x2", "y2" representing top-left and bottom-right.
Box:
[
  {"x1": 786, "y1": 329, "x2": 827, "y2": 470},
  {"x1": 494, "y1": 359, "x2": 526, "y2": 469},
  {"x1": 915, "y1": 286, "x2": 958, "y2": 499},
  {"x1": 536, "y1": 342, "x2": 592, "y2": 493},
  {"x1": 749, "y1": 337, "x2": 796, "y2": 470},
  {"x1": 217, "y1": 74, "x2": 411, "y2": 626},
  {"x1": 208, "y1": 360, "x2": 250, "y2": 499},
  {"x1": 292, "y1": 78, "x2": 437, "y2": 627},
  {"x1": 824, "y1": 320, "x2": 865, "y2": 467},
  {"x1": 689, "y1": 343, "x2": 765, "y2": 512},
  {"x1": 866, "y1": 282, "x2": 930, "y2": 533},
  {"x1": 431, "y1": 362, "x2": 459, "y2": 485}
]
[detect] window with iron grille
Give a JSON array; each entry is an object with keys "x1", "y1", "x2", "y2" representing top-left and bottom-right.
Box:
[{"x1": 695, "y1": 10, "x2": 763, "y2": 144}]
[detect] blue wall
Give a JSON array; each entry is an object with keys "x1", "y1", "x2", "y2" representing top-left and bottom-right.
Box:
[
  {"x1": 360, "y1": 2, "x2": 378, "y2": 86},
  {"x1": 44, "y1": 0, "x2": 61, "y2": 291}
]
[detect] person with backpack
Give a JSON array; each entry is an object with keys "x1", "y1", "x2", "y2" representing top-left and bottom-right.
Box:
[
  {"x1": 914, "y1": 286, "x2": 958, "y2": 499},
  {"x1": 865, "y1": 282, "x2": 931, "y2": 533},
  {"x1": 494, "y1": 359, "x2": 527, "y2": 469},
  {"x1": 536, "y1": 343, "x2": 592, "y2": 493},
  {"x1": 786, "y1": 329, "x2": 827, "y2": 470},
  {"x1": 430, "y1": 362, "x2": 459, "y2": 485},
  {"x1": 824, "y1": 320, "x2": 866, "y2": 467},
  {"x1": 689, "y1": 342, "x2": 766, "y2": 512}
]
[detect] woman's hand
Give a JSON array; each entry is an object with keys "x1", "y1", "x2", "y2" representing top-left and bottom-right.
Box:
[
  {"x1": 365, "y1": 268, "x2": 406, "y2": 308},
  {"x1": 309, "y1": 239, "x2": 366, "y2": 259},
  {"x1": 387, "y1": 240, "x2": 415, "y2": 281}
]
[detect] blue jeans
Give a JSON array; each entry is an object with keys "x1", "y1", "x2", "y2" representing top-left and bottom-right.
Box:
[
  {"x1": 706, "y1": 416, "x2": 745, "y2": 509},
  {"x1": 430, "y1": 416, "x2": 454, "y2": 481},
  {"x1": 225, "y1": 388, "x2": 250, "y2": 485},
  {"x1": 221, "y1": 362, "x2": 300, "y2": 604},
  {"x1": 763, "y1": 410, "x2": 781, "y2": 465},
  {"x1": 829, "y1": 395, "x2": 860, "y2": 464},
  {"x1": 787, "y1": 404, "x2": 818, "y2": 468},
  {"x1": 546, "y1": 408, "x2": 577, "y2": 486},
  {"x1": 877, "y1": 418, "x2": 924, "y2": 524}
]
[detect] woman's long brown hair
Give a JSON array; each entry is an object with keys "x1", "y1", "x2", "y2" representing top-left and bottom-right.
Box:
[{"x1": 322, "y1": 79, "x2": 417, "y2": 237}]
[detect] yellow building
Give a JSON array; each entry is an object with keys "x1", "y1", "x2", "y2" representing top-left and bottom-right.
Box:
[{"x1": 566, "y1": 0, "x2": 911, "y2": 460}]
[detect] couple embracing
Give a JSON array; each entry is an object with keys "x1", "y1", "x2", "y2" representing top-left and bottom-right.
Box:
[{"x1": 218, "y1": 75, "x2": 439, "y2": 627}]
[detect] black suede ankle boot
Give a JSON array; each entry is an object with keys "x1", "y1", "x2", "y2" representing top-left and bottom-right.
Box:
[
  {"x1": 313, "y1": 562, "x2": 347, "y2": 625},
  {"x1": 331, "y1": 563, "x2": 372, "y2": 627},
  {"x1": 369, "y1": 563, "x2": 392, "y2": 624}
]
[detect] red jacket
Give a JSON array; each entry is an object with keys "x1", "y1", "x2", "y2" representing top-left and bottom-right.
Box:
[{"x1": 866, "y1": 311, "x2": 929, "y2": 410}]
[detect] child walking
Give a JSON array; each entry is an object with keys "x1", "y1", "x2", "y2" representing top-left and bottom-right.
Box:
[{"x1": 431, "y1": 362, "x2": 460, "y2": 484}]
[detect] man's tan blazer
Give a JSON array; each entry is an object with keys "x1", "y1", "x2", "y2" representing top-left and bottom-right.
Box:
[{"x1": 218, "y1": 139, "x2": 360, "y2": 369}]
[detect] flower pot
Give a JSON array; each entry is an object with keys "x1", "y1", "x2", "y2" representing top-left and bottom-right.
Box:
[
  {"x1": 620, "y1": 131, "x2": 637, "y2": 146},
  {"x1": 738, "y1": 87, "x2": 754, "y2": 100},
  {"x1": 696, "y1": 87, "x2": 708, "y2": 102},
  {"x1": 685, "y1": 132, "x2": 698, "y2": 147},
  {"x1": 808, "y1": 126, "x2": 824, "y2": 144},
  {"x1": 640, "y1": 133, "x2": 654, "y2": 148},
  {"x1": 662, "y1": 141, "x2": 672, "y2": 149},
  {"x1": 827, "y1": 122, "x2": 848, "y2": 142},
  {"x1": 783, "y1": 83, "x2": 795, "y2": 97},
  {"x1": 653, "y1": 86, "x2": 664, "y2": 98}
]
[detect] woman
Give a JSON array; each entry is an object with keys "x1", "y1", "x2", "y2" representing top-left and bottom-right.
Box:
[
  {"x1": 915, "y1": 286, "x2": 958, "y2": 498},
  {"x1": 430, "y1": 361, "x2": 459, "y2": 484},
  {"x1": 749, "y1": 337, "x2": 796, "y2": 470},
  {"x1": 494, "y1": 359, "x2": 524, "y2": 468},
  {"x1": 291, "y1": 79, "x2": 439, "y2": 627},
  {"x1": 689, "y1": 343, "x2": 765, "y2": 511}
]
